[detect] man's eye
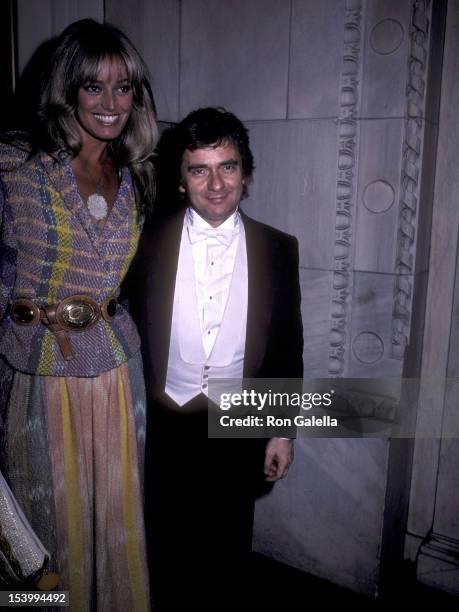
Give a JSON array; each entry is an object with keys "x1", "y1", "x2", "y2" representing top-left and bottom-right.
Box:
[
  {"x1": 190, "y1": 168, "x2": 206, "y2": 176},
  {"x1": 223, "y1": 164, "x2": 236, "y2": 172}
]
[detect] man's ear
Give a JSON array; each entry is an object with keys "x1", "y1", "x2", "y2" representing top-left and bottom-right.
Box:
[{"x1": 178, "y1": 183, "x2": 186, "y2": 194}]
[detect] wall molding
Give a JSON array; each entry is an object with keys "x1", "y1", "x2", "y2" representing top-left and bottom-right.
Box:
[
  {"x1": 329, "y1": 0, "x2": 363, "y2": 376},
  {"x1": 391, "y1": 0, "x2": 431, "y2": 359}
]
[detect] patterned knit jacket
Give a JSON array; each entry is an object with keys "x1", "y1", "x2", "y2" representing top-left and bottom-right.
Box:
[{"x1": 0, "y1": 144, "x2": 141, "y2": 376}]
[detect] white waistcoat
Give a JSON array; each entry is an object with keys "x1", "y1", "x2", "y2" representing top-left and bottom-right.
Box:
[{"x1": 165, "y1": 223, "x2": 248, "y2": 406}]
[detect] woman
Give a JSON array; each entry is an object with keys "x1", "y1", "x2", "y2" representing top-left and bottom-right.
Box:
[{"x1": 0, "y1": 19, "x2": 157, "y2": 610}]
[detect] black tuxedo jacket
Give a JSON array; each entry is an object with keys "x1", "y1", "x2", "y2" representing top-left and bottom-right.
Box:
[{"x1": 124, "y1": 208, "x2": 303, "y2": 403}]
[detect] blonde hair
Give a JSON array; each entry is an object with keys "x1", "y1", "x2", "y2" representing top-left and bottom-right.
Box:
[{"x1": 38, "y1": 19, "x2": 158, "y2": 212}]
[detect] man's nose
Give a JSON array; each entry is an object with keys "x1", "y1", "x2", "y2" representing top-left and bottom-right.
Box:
[
  {"x1": 101, "y1": 89, "x2": 116, "y2": 110},
  {"x1": 208, "y1": 170, "x2": 224, "y2": 191}
]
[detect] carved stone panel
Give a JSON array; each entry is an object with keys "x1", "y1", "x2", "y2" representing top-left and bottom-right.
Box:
[
  {"x1": 16, "y1": 0, "x2": 52, "y2": 72},
  {"x1": 16, "y1": 0, "x2": 104, "y2": 72},
  {"x1": 246, "y1": 119, "x2": 338, "y2": 270},
  {"x1": 180, "y1": 0, "x2": 290, "y2": 120},
  {"x1": 105, "y1": 0, "x2": 181, "y2": 122},
  {"x1": 254, "y1": 437, "x2": 389, "y2": 596},
  {"x1": 354, "y1": 119, "x2": 404, "y2": 274},
  {"x1": 52, "y1": 0, "x2": 104, "y2": 32},
  {"x1": 360, "y1": 0, "x2": 412, "y2": 118},
  {"x1": 288, "y1": 0, "x2": 346, "y2": 118},
  {"x1": 300, "y1": 269, "x2": 334, "y2": 378},
  {"x1": 142, "y1": 0, "x2": 181, "y2": 122},
  {"x1": 104, "y1": 0, "x2": 143, "y2": 40},
  {"x1": 327, "y1": 0, "x2": 364, "y2": 377},
  {"x1": 348, "y1": 271, "x2": 405, "y2": 377}
]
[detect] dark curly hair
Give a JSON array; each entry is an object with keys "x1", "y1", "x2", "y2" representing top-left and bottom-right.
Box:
[{"x1": 155, "y1": 107, "x2": 255, "y2": 212}]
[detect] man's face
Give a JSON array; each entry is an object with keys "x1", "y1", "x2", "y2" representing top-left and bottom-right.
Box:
[{"x1": 179, "y1": 140, "x2": 244, "y2": 227}]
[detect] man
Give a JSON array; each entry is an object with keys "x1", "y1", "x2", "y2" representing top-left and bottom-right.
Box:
[{"x1": 127, "y1": 108, "x2": 303, "y2": 610}]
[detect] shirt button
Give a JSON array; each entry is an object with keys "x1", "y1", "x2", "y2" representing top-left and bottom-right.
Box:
[
  {"x1": 202, "y1": 383, "x2": 208, "y2": 389},
  {"x1": 209, "y1": 296, "x2": 213, "y2": 300},
  {"x1": 207, "y1": 331, "x2": 211, "y2": 335},
  {"x1": 204, "y1": 365, "x2": 210, "y2": 370},
  {"x1": 210, "y1": 261, "x2": 214, "y2": 266}
]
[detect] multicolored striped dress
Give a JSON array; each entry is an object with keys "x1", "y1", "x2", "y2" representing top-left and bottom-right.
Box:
[{"x1": 0, "y1": 144, "x2": 150, "y2": 611}]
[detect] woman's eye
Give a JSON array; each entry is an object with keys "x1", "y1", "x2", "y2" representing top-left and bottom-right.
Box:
[
  {"x1": 118, "y1": 85, "x2": 132, "y2": 94},
  {"x1": 83, "y1": 84, "x2": 101, "y2": 94}
]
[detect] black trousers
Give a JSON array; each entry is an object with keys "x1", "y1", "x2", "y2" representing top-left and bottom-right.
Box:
[{"x1": 145, "y1": 394, "x2": 267, "y2": 611}]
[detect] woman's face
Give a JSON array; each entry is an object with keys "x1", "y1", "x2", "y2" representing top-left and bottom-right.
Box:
[{"x1": 76, "y1": 57, "x2": 133, "y2": 144}]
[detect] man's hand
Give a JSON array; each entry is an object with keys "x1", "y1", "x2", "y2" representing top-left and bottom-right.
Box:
[{"x1": 263, "y1": 438, "x2": 294, "y2": 482}]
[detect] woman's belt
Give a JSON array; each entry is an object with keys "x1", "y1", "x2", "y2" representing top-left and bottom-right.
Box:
[{"x1": 9, "y1": 295, "x2": 119, "y2": 361}]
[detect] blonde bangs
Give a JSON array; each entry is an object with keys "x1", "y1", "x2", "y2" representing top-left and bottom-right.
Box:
[{"x1": 76, "y1": 52, "x2": 131, "y2": 86}]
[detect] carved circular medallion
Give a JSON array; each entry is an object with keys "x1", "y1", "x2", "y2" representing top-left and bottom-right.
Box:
[
  {"x1": 352, "y1": 332, "x2": 384, "y2": 364},
  {"x1": 370, "y1": 19, "x2": 404, "y2": 55},
  {"x1": 363, "y1": 180, "x2": 395, "y2": 213}
]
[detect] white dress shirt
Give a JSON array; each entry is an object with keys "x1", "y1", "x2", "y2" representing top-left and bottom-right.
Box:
[{"x1": 186, "y1": 208, "x2": 241, "y2": 357}]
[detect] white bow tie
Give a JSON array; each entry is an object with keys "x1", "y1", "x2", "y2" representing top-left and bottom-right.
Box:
[{"x1": 188, "y1": 225, "x2": 238, "y2": 247}]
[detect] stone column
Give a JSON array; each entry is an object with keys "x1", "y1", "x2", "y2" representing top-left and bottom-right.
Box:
[{"x1": 405, "y1": 0, "x2": 459, "y2": 595}]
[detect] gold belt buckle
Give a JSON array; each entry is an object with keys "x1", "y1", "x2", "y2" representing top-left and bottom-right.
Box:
[{"x1": 55, "y1": 295, "x2": 100, "y2": 331}]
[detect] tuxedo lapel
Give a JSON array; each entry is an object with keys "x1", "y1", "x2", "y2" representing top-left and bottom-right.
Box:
[
  {"x1": 145, "y1": 210, "x2": 185, "y2": 389},
  {"x1": 176, "y1": 230, "x2": 207, "y2": 363},
  {"x1": 241, "y1": 212, "x2": 274, "y2": 377}
]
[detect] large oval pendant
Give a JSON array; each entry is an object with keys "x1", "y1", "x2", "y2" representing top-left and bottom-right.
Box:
[{"x1": 87, "y1": 193, "x2": 108, "y2": 220}]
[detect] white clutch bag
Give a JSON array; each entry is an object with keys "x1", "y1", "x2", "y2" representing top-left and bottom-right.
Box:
[{"x1": 0, "y1": 469, "x2": 53, "y2": 587}]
